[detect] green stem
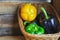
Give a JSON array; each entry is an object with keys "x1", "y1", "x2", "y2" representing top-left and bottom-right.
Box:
[
  {"x1": 40, "y1": 6, "x2": 49, "y2": 19},
  {"x1": 24, "y1": 21, "x2": 29, "y2": 26}
]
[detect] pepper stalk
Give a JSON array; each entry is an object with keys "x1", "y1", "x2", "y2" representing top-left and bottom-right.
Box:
[{"x1": 40, "y1": 6, "x2": 50, "y2": 19}]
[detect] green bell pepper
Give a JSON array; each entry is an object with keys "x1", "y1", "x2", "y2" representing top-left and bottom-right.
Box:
[{"x1": 24, "y1": 21, "x2": 45, "y2": 34}]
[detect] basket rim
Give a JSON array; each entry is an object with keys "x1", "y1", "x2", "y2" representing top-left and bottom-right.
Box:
[{"x1": 18, "y1": 3, "x2": 60, "y2": 37}]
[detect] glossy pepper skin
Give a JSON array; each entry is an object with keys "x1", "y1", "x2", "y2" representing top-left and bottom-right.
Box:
[
  {"x1": 43, "y1": 16, "x2": 58, "y2": 34},
  {"x1": 20, "y1": 3, "x2": 37, "y2": 21},
  {"x1": 40, "y1": 6, "x2": 58, "y2": 34},
  {"x1": 25, "y1": 22, "x2": 45, "y2": 34}
]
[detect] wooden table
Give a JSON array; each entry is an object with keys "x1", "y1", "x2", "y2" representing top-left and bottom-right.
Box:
[{"x1": 0, "y1": 36, "x2": 24, "y2": 40}]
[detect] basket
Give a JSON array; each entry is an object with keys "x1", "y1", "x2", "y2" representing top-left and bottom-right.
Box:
[{"x1": 18, "y1": 3, "x2": 60, "y2": 40}]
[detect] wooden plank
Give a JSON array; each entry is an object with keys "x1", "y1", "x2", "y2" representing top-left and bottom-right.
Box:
[
  {"x1": 0, "y1": 36, "x2": 24, "y2": 40},
  {"x1": 0, "y1": 23, "x2": 18, "y2": 28},
  {"x1": 0, "y1": 6, "x2": 17, "y2": 14},
  {"x1": 0, "y1": 14, "x2": 18, "y2": 28},
  {"x1": 0, "y1": 2, "x2": 52, "y2": 14},
  {"x1": 0, "y1": 27, "x2": 22, "y2": 36},
  {"x1": 0, "y1": 2, "x2": 20, "y2": 14},
  {"x1": 0, "y1": 14, "x2": 17, "y2": 24}
]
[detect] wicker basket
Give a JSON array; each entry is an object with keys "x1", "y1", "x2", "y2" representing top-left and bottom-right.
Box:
[{"x1": 18, "y1": 3, "x2": 60, "y2": 40}]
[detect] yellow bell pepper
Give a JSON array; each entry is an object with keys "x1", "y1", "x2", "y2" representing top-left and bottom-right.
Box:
[{"x1": 20, "y1": 3, "x2": 37, "y2": 21}]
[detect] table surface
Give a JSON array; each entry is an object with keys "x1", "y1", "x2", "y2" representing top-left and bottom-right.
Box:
[{"x1": 0, "y1": 36, "x2": 24, "y2": 40}]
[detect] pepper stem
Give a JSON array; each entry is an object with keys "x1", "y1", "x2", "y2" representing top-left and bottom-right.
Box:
[
  {"x1": 40, "y1": 6, "x2": 49, "y2": 19},
  {"x1": 24, "y1": 21, "x2": 29, "y2": 26}
]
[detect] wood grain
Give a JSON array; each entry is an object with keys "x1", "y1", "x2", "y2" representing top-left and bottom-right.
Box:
[
  {"x1": 0, "y1": 2, "x2": 20, "y2": 14},
  {"x1": 0, "y1": 27, "x2": 23, "y2": 36},
  {"x1": 0, "y1": 14, "x2": 17, "y2": 24},
  {"x1": 0, "y1": 14, "x2": 18, "y2": 28},
  {"x1": 0, "y1": 36, "x2": 24, "y2": 40}
]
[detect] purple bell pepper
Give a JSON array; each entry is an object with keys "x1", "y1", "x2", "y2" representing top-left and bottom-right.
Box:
[{"x1": 40, "y1": 6, "x2": 58, "y2": 34}]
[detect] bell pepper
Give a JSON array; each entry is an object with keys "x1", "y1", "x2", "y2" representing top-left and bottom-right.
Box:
[
  {"x1": 20, "y1": 3, "x2": 37, "y2": 21},
  {"x1": 40, "y1": 6, "x2": 58, "y2": 34},
  {"x1": 24, "y1": 22, "x2": 45, "y2": 34},
  {"x1": 35, "y1": 27, "x2": 45, "y2": 34}
]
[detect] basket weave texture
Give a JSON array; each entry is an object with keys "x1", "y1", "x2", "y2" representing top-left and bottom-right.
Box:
[{"x1": 18, "y1": 3, "x2": 60, "y2": 40}]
